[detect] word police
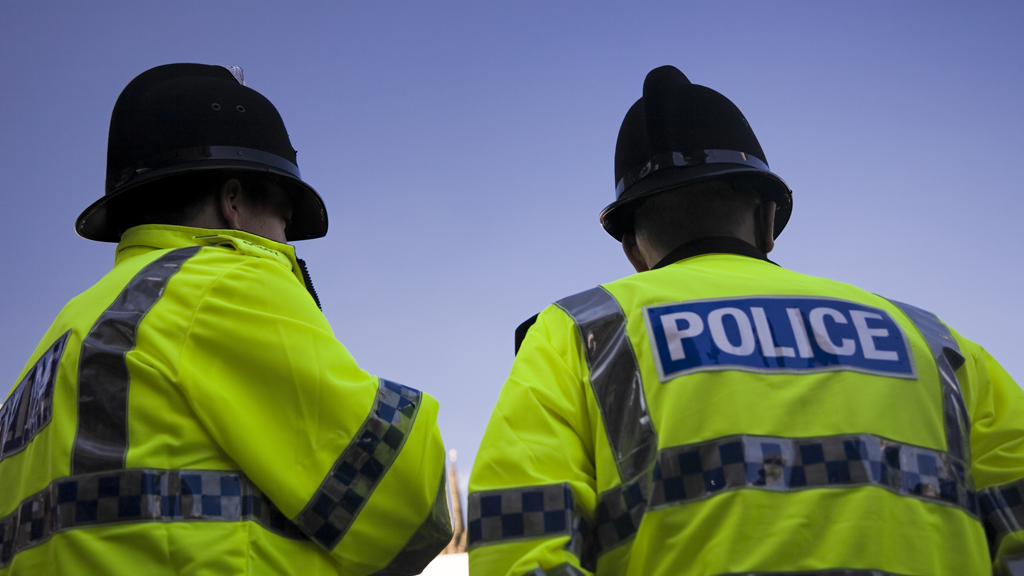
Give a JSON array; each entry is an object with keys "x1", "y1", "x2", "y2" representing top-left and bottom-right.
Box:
[
  {"x1": 644, "y1": 297, "x2": 916, "y2": 381},
  {"x1": 0, "y1": 332, "x2": 68, "y2": 461}
]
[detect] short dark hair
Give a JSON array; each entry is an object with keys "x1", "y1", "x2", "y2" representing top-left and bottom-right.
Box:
[
  {"x1": 109, "y1": 170, "x2": 279, "y2": 235},
  {"x1": 632, "y1": 175, "x2": 763, "y2": 256}
]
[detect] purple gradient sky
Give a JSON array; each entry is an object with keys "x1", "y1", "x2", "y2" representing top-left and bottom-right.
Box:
[{"x1": 2, "y1": 2, "x2": 1022, "y2": 481}]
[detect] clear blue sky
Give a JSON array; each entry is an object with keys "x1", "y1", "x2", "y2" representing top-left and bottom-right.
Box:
[{"x1": 2, "y1": 1, "x2": 1022, "y2": 483}]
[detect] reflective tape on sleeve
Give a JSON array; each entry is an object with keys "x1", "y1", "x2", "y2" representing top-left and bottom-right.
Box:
[
  {"x1": 72, "y1": 246, "x2": 202, "y2": 474},
  {"x1": 371, "y1": 467, "x2": 453, "y2": 575},
  {"x1": 467, "y1": 483, "x2": 594, "y2": 569},
  {"x1": 556, "y1": 287, "x2": 657, "y2": 483},
  {"x1": 0, "y1": 467, "x2": 303, "y2": 569},
  {"x1": 980, "y1": 478, "x2": 1024, "y2": 560},
  {"x1": 999, "y1": 552, "x2": 1024, "y2": 576},
  {"x1": 885, "y1": 299, "x2": 971, "y2": 465},
  {"x1": 294, "y1": 378, "x2": 422, "y2": 551},
  {"x1": 593, "y1": 433, "x2": 977, "y2": 556}
]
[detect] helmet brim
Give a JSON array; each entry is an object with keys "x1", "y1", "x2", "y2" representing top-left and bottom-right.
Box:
[
  {"x1": 76, "y1": 160, "x2": 328, "y2": 243},
  {"x1": 599, "y1": 164, "x2": 792, "y2": 242}
]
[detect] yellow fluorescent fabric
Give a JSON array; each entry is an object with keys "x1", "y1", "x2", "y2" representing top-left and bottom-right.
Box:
[
  {"x1": 469, "y1": 251, "x2": 1024, "y2": 576},
  {"x1": 0, "y1": 225, "x2": 450, "y2": 575}
]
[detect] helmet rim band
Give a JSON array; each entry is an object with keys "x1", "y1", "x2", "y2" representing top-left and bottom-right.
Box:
[
  {"x1": 615, "y1": 149, "x2": 769, "y2": 199},
  {"x1": 600, "y1": 164, "x2": 792, "y2": 241},
  {"x1": 107, "y1": 145, "x2": 301, "y2": 194}
]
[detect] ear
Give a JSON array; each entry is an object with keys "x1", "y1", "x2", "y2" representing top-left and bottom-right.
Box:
[
  {"x1": 622, "y1": 230, "x2": 650, "y2": 273},
  {"x1": 219, "y1": 179, "x2": 244, "y2": 230},
  {"x1": 759, "y1": 200, "x2": 776, "y2": 254}
]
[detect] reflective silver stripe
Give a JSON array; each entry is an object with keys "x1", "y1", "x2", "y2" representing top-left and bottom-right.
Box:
[
  {"x1": 522, "y1": 563, "x2": 589, "y2": 576},
  {"x1": 886, "y1": 299, "x2": 972, "y2": 464},
  {"x1": 1000, "y1": 553, "x2": 1024, "y2": 576},
  {"x1": 556, "y1": 287, "x2": 657, "y2": 483},
  {"x1": 467, "y1": 483, "x2": 594, "y2": 569},
  {"x1": 295, "y1": 378, "x2": 422, "y2": 550},
  {"x1": 980, "y1": 478, "x2": 1024, "y2": 560},
  {"x1": 371, "y1": 467, "x2": 453, "y2": 575},
  {"x1": 72, "y1": 246, "x2": 202, "y2": 474},
  {"x1": 594, "y1": 433, "x2": 977, "y2": 556},
  {"x1": 0, "y1": 467, "x2": 303, "y2": 569}
]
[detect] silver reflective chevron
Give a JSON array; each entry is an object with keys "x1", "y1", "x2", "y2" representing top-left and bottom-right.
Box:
[
  {"x1": 556, "y1": 287, "x2": 657, "y2": 483},
  {"x1": 886, "y1": 300, "x2": 971, "y2": 465},
  {"x1": 72, "y1": 246, "x2": 202, "y2": 474}
]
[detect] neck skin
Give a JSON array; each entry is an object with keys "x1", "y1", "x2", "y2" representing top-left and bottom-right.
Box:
[
  {"x1": 622, "y1": 200, "x2": 776, "y2": 273},
  {"x1": 185, "y1": 179, "x2": 292, "y2": 244}
]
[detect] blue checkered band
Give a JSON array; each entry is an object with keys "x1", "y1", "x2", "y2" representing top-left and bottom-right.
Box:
[
  {"x1": 593, "y1": 434, "x2": 977, "y2": 556},
  {"x1": 594, "y1": 473, "x2": 647, "y2": 555},
  {"x1": 522, "y1": 563, "x2": 589, "y2": 576},
  {"x1": 979, "y1": 478, "x2": 1024, "y2": 560},
  {"x1": 295, "y1": 378, "x2": 421, "y2": 551},
  {"x1": 468, "y1": 483, "x2": 593, "y2": 567},
  {"x1": 886, "y1": 299, "x2": 971, "y2": 464},
  {"x1": 0, "y1": 468, "x2": 303, "y2": 569},
  {"x1": 557, "y1": 287, "x2": 657, "y2": 483},
  {"x1": 0, "y1": 331, "x2": 69, "y2": 463}
]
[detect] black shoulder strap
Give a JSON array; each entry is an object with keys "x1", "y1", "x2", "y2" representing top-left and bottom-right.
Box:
[{"x1": 514, "y1": 313, "x2": 539, "y2": 356}]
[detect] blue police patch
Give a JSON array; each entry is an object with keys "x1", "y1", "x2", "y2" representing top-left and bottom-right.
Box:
[
  {"x1": 0, "y1": 331, "x2": 69, "y2": 462},
  {"x1": 643, "y1": 297, "x2": 916, "y2": 381}
]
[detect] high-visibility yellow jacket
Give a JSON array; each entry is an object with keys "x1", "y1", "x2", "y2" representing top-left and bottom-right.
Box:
[
  {"x1": 468, "y1": 239, "x2": 1024, "y2": 576},
  {"x1": 0, "y1": 225, "x2": 451, "y2": 575}
]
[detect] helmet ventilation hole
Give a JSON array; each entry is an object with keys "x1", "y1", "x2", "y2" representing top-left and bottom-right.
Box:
[
  {"x1": 211, "y1": 103, "x2": 221, "y2": 110},
  {"x1": 236, "y1": 105, "x2": 245, "y2": 112}
]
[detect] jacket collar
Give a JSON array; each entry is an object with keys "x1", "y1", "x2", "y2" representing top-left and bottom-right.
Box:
[
  {"x1": 651, "y1": 236, "x2": 777, "y2": 270},
  {"x1": 115, "y1": 224, "x2": 300, "y2": 275},
  {"x1": 115, "y1": 224, "x2": 323, "y2": 309}
]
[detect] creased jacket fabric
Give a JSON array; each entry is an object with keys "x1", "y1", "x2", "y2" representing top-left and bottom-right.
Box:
[
  {"x1": 468, "y1": 243, "x2": 1024, "y2": 576},
  {"x1": 0, "y1": 225, "x2": 452, "y2": 575}
]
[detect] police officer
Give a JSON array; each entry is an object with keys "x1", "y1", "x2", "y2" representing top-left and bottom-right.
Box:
[
  {"x1": 0, "y1": 64, "x2": 451, "y2": 575},
  {"x1": 467, "y1": 66, "x2": 1024, "y2": 575}
]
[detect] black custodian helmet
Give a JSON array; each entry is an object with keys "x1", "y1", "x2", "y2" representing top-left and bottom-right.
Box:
[
  {"x1": 601, "y1": 66, "x2": 792, "y2": 241},
  {"x1": 76, "y1": 63, "x2": 327, "y2": 242}
]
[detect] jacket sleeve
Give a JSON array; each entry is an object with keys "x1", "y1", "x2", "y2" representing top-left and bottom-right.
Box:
[
  {"x1": 960, "y1": 332, "x2": 1024, "y2": 575},
  {"x1": 468, "y1": 305, "x2": 597, "y2": 576},
  {"x1": 175, "y1": 256, "x2": 452, "y2": 575}
]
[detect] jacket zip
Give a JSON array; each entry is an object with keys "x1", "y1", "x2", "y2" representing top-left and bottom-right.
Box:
[{"x1": 296, "y1": 258, "x2": 322, "y2": 310}]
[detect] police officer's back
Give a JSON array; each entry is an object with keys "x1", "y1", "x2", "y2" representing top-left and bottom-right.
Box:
[
  {"x1": 0, "y1": 64, "x2": 452, "y2": 575},
  {"x1": 467, "y1": 66, "x2": 1024, "y2": 575}
]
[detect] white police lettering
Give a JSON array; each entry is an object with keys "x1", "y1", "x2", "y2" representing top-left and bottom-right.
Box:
[
  {"x1": 661, "y1": 311, "x2": 703, "y2": 361},
  {"x1": 708, "y1": 308, "x2": 755, "y2": 356},
  {"x1": 809, "y1": 308, "x2": 856, "y2": 356},
  {"x1": 850, "y1": 310, "x2": 900, "y2": 361},
  {"x1": 0, "y1": 332, "x2": 68, "y2": 462},
  {"x1": 786, "y1": 308, "x2": 814, "y2": 358},
  {"x1": 643, "y1": 297, "x2": 915, "y2": 382},
  {"x1": 751, "y1": 307, "x2": 795, "y2": 358}
]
